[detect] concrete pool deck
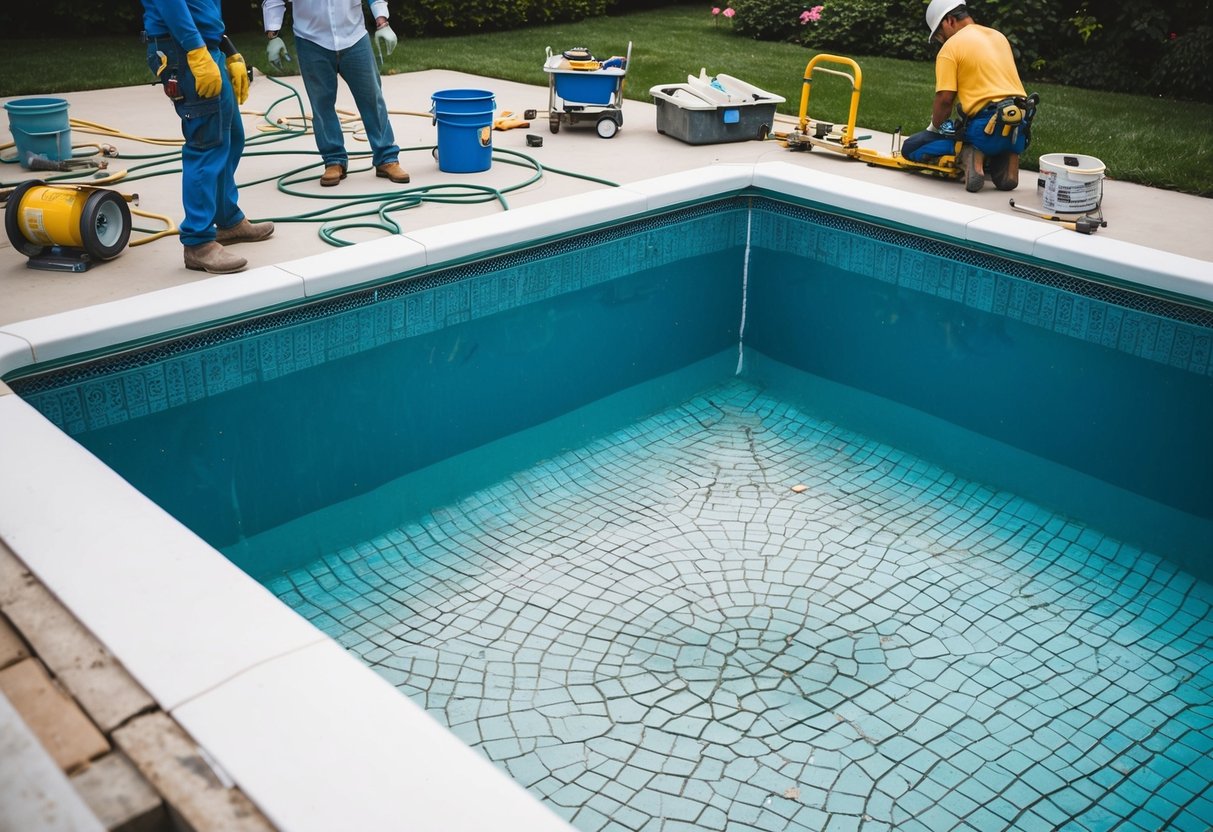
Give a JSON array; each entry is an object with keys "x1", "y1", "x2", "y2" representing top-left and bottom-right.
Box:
[
  {"x1": 2, "y1": 68, "x2": 1212, "y2": 327},
  {"x1": 1, "y1": 69, "x2": 1212, "y2": 830}
]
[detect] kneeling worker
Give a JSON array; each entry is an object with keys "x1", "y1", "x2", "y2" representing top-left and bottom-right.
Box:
[{"x1": 901, "y1": 2, "x2": 1035, "y2": 193}]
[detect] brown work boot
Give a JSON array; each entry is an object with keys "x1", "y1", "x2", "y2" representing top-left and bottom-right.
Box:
[
  {"x1": 215, "y1": 218, "x2": 275, "y2": 244},
  {"x1": 320, "y1": 164, "x2": 346, "y2": 187},
  {"x1": 958, "y1": 146, "x2": 985, "y2": 193},
  {"x1": 375, "y1": 162, "x2": 411, "y2": 184},
  {"x1": 986, "y1": 153, "x2": 1020, "y2": 191},
  {"x1": 183, "y1": 241, "x2": 247, "y2": 274}
]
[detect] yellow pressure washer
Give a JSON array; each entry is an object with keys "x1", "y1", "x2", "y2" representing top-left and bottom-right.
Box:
[
  {"x1": 775, "y1": 54, "x2": 963, "y2": 181},
  {"x1": 4, "y1": 180, "x2": 133, "y2": 271}
]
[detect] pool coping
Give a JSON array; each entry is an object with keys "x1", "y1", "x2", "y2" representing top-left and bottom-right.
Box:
[{"x1": 0, "y1": 162, "x2": 1210, "y2": 831}]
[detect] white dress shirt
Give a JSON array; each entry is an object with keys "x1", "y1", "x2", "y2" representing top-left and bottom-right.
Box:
[{"x1": 262, "y1": 0, "x2": 391, "y2": 52}]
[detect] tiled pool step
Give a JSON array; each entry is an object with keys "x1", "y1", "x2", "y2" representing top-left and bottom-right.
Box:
[{"x1": 274, "y1": 379, "x2": 1213, "y2": 832}]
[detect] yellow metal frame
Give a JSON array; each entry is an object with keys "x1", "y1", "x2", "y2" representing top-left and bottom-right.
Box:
[{"x1": 777, "y1": 54, "x2": 962, "y2": 180}]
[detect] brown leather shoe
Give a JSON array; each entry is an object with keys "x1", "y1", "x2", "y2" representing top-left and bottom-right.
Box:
[
  {"x1": 215, "y1": 218, "x2": 275, "y2": 244},
  {"x1": 183, "y1": 241, "x2": 247, "y2": 274},
  {"x1": 375, "y1": 162, "x2": 411, "y2": 184},
  {"x1": 320, "y1": 164, "x2": 347, "y2": 187}
]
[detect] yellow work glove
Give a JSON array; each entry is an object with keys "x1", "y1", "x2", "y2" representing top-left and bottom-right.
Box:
[
  {"x1": 186, "y1": 46, "x2": 222, "y2": 98},
  {"x1": 226, "y1": 53, "x2": 250, "y2": 105}
]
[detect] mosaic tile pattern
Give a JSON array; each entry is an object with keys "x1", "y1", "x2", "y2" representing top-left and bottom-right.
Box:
[
  {"x1": 752, "y1": 205, "x2": 1213, "y2": 378},
  {"x1": 267, "y1": 380, "x2": 1213, "y2": 832}
]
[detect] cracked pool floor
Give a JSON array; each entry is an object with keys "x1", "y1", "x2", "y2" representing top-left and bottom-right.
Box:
[{"x1": 268, "y1": 379, "x2": 1213, "y2": 832}]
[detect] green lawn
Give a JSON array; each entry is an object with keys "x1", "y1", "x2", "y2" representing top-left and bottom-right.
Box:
[{"x1": 3, "y1": 7, "x2": 1210, "y2": 195}]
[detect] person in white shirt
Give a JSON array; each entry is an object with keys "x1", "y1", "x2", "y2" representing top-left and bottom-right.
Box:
[{"x1": 262, "y1": 0, "x2": 410, "y2": 186}]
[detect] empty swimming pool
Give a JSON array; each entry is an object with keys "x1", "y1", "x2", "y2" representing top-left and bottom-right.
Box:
[{"x1": 8, "y1": 180, "x2": 1213, "y2": 831}]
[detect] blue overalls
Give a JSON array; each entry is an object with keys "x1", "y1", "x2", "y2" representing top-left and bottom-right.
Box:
[
  {"x1": 902, "y1": 100, "x2": 1033, "y2": 163},
  {"x1": 142, "y1": 0, "x2": 245, "y2": 247}
]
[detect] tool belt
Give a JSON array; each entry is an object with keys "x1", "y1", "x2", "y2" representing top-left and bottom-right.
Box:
[{"x1": 980, "y1": 93, "x2": 1039, "y2": 147}]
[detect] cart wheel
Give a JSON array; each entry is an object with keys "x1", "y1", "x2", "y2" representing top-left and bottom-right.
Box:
[
  {"x1": 549, "y1": 115, "x2": 560, "y2": 134},
  {"x1": 431, "y1": 147, "x2": 438, "y2": 161},
  {"x1": 596, "y1": 116, "x2": 618, "y2": 139},
  {"x1": 757, "y1": 125, "x2": 770, "y2": 141}
]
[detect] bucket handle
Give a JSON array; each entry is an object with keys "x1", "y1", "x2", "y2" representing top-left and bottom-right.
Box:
[{"x1": 12, "y1": 126, "x2": 70, "y2": 138}]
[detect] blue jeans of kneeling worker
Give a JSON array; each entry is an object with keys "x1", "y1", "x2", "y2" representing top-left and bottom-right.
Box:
[
  {"x1": 146, "y1": 38, "x2": 246, "y2": 247},
  {"x1": 295, "y1": 34, "x2": 400, "y2": 169},
  {"x1": 901, "y1": 105, "x2": 1028, "y2": 163}
]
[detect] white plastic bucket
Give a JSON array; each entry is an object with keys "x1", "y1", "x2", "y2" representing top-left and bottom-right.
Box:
[{"x1": 1037, "y1": 152, "x2": 1105, "y2": 213}]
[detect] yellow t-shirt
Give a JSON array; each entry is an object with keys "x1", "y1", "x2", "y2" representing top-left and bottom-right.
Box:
[{"x1": 936, "y1": 24, "x2": 1026, "y2": 116}]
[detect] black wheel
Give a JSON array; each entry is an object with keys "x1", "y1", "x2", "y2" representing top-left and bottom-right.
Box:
[
  {"x1": 757, "y1": 124, "x2": 770, "y2": 141},
  {"x1": 549, "y1": 115, "x2": 560, "y2": 134},
  {"x1": 4, "y1": 179, "x2": 48, "y2": 258},
  {"x1": 79, "y1": 189, "x2": 131, "y2": 260}
]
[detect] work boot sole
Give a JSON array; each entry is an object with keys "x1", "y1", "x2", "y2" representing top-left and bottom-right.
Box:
[
  {"x1": 185, "y1": 260, "x2": 247, "y2": 275},
  {"x1": 959, "y1": 147, "x2": 984, "y2": 193},
  {"x1": 184, "y1": 243, "x2": 247, "y2": 274}
]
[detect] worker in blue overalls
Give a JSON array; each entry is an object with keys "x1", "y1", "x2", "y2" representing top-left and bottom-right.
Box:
[{"x1": 142, "y1": 0, "x2": 274, "y2": 273}]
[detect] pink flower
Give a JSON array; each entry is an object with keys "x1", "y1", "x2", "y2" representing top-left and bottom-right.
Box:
[
  {"x1": 801, "y1": 5, "x2": 823, "y2": 23},
  {"x1": 712, "y1": 6, "x2": 721, "y2": 14},
  {"x1": 1169, "y1": 31, "x2": 1178, "y2": 39},
  {"x1": 723, "y1": 7, "x2": 735, "y2": 18}
]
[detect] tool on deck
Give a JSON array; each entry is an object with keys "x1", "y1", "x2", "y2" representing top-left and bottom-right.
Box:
[
  {"x1": 774, "y1": 54, "x2": 965, "y2": 182},
  {"x1": 1009, "y1": 198, "x2": 1107, "y2": 234}
]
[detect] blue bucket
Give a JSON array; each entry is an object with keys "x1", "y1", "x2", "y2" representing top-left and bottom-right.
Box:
[
  {"x1": 4, "y1": 97, "x2": 72, "y2": 166},
  {"x1": 431, "y1": 89, "x2": 494, "y2": 174}
]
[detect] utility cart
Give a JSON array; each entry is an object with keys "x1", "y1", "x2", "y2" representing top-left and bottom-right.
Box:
[{"x1": 544, "y1": 42, "x2": 632, "y2": 138}]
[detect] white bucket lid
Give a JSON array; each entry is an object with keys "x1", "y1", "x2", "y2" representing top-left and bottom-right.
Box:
[{"x1": 1039, "y1": 152, "x2": 1106, "y2": 177}]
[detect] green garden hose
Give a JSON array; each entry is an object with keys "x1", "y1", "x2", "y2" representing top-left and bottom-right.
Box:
[{"x1": 2, "y1": 74, "x2": 621, "y2": 247}]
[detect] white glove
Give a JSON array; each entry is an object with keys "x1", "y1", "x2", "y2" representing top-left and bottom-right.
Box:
[
  {"x1": 267, "y1": 36, "x2": 292, "y2": 72},
  {"x1": 374, "y1": 24, "x2": 398, "y2": 64}
]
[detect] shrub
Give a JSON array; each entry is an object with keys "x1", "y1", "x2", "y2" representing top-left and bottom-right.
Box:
[
  {"x1": 797, "y1": 0, "x2": 923, "y2": 59},
  {"x1": 390, "y1": 0, "x2": 607, "y2": 38},
  {"x1": 977, "y1": 0, "x2": 1070, "y2": 69},
  {"x1": 729, "y1": 0, "x2": 805, "y2": 42},
  {"x1": 1148, "y1": 26, "x2": 1213, "y2": 103}
]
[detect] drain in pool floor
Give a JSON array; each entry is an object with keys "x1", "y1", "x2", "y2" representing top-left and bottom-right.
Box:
[{"x1": 270, "y1": 380, "x2": 1213, "y2": 832}]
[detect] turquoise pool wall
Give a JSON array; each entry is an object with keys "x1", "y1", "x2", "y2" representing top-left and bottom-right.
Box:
[
  {"x1": 745, "y1": 202, "x2": 1213, "y2": 566},
  {"x1": 11, "y1": 196, "x2": 1213, "y2": 573},
  {"x1": 12, "y1": 202, "x2": 748, "y2": 552}
]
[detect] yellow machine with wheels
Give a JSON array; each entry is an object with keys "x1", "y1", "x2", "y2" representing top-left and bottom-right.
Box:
[
  {"x1": 4, "y1": 180, "x2": 133, "y2": 271},
  {"x1": 776, "y1": 54, "x2": 963, "y2": 181}
]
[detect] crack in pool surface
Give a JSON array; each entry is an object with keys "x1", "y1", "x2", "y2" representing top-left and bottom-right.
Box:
[{"x1": 270, "y1": 380, "x2": 1213, "y2": 832}]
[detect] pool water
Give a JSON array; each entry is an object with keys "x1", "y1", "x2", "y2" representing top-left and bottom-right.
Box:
[
  {"x1": 12, "y1": 197, "x2": 1213, "y2": 830},
  {"x1": 266, "y1": 374, "x2": 1213, "y2": 832}
]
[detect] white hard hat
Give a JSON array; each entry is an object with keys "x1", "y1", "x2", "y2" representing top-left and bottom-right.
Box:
[{"x1": 926, "y1": 0, "x2": 961, "y2": 42}]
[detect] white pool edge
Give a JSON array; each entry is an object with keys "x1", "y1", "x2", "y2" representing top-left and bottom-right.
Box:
[{"x1": 0, "y1": 163, "x2": 1209, "y2": 831}]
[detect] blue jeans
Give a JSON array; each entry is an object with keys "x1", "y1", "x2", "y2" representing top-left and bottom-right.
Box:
[
  {"x1": 146, "y1": 37, "x2": 245, "y2": 247},
  {"x1": 902, "y1": 105, "x2": 1029, "y2": 163},
  {"x1": 295, "y1": 34, "x2": 399, "y2": 168}
]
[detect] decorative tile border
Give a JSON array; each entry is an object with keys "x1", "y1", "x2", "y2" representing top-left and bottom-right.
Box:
[{"x1": 751, "y1": 200, "x2": 1213, "y2": 377}]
